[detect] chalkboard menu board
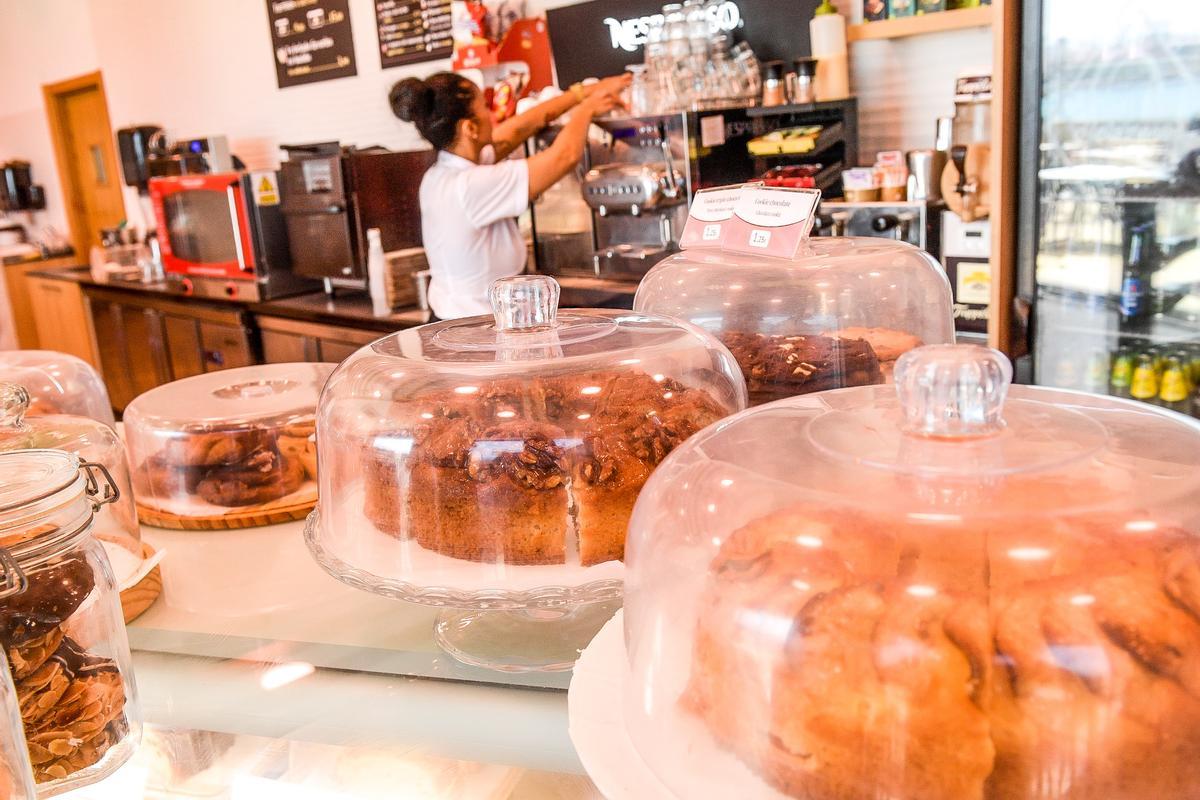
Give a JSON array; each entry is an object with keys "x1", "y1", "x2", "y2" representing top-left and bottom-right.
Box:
[
  {"x1": 268, "y1": 0, "x2": 358, "y2": 88},
  {"x1": 376, "y1": 0, "x2": 454, "y2": 69}
]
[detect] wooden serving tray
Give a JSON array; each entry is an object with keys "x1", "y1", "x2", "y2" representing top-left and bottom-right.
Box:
[
  {"x1": 136, "y1": 488, "x2": 317, "y2": 531},
  {"x1": 121, "y1": 542, "x2": 163, "y2": 624}
]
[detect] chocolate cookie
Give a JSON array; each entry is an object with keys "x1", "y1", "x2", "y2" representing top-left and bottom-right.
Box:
[
  {"x1": 195, "y1": 448, "x2": 305, "y2": 506},
  {"x1": 158, "y1": 428, "x2": 275, "y2": 468},
  {"x1": 0, "y1": 555, "x2": 94, "y2": 679}
]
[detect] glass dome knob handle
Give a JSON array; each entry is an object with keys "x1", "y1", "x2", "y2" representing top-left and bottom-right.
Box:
[
  {"x1": 894, "y1": 345, "x2": 1012, "y2": 438},
  {"x1": 0, "y1": 383, "x2": 29, "y2": 428},
  {"x1": 491, "y1": 275, "x2": 561, "y2": 332}
]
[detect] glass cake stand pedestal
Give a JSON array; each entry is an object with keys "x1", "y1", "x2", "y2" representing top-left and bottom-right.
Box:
[{"x1": 304, "y1": 509, "x2": 624, "y2": 673}]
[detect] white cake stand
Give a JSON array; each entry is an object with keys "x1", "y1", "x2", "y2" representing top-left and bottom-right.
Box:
[
  {"x1": 305, "y1": 507, "x2": 624, "y2": 673},
  {"x1": 568, "y1": 610, "x2": 790, "y2": 800}
]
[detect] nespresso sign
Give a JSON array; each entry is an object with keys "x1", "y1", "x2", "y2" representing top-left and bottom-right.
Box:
[
  {"x1": 603, "y1": 3, "x2": 742, "y2": 52},
  {"x1": 547, "y1": 0, "x2": 818, "y2": 88}
]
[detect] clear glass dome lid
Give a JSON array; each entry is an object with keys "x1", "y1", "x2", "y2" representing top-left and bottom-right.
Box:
[
  {"x1": 372, "y1": 275, "x2": 734, "y2": 366},
  {"x1": 308, "y1": 275, "x2": 745, "y2": 601},
  {"x1": 124, "y1": 363, "x2": 331, "y2": 518},
  {"x1": 634, "y1": 236, "x2": 955, "y2": 405},
  {"x1": 124, "y1": 362, "x2": 331, "y2": 429},
  {"x1": 0, "y1": 351, "x2": 114, "y2": 427},
  {"x1": 0, "y1": 383, "x2": 143, "y2": 586},
  {"x1": 621, "y1": 344, "x2": 1200, "y2": 800}
]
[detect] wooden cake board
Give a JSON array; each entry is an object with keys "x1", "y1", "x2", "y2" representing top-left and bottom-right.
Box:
[
  {"x1": 121, "y1": 542, "x2": 163, "y2": 624},
  {"x1": 136, "y1": 491, "x2": 317, "y2": 531}
]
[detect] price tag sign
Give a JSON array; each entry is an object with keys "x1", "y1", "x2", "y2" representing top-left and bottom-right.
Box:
[
  {"x1": 679, "y1": 185, "x2": 753, "y2": 250},
  {"x1": 722, "y1": 186, "x2": 821, "y2": 260}
]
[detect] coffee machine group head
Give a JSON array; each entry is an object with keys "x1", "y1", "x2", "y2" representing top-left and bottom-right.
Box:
[{"x1": 578, "y1": 115, "x2": 690, "y2": 279}]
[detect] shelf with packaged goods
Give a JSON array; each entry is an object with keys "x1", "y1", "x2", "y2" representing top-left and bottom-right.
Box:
[{"x1": 847, "y1": 5, "x2": 994, "y2": 41}]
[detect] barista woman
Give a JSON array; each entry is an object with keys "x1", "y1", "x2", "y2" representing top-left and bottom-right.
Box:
[{"x1": 390, "y1": 72, "x2": 629, "y2": 319}]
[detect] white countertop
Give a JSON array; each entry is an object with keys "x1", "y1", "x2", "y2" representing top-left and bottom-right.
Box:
[{"x1": 62, "y1": 518, "x2": 613, "y2": 798}]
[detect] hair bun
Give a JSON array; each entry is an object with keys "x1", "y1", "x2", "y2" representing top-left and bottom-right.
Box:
[{"x1": 390, "y1": 78, "x2": 435, "y2": 123}]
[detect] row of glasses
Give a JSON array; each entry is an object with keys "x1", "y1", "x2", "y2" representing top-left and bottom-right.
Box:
[{"x1": 633, "y1": 1, "x2": 762, "y2": 115}]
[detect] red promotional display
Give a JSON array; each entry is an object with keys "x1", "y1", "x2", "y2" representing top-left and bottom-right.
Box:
[{"x1": 453, "y1": 18, "x2": 554, "y2": 95}]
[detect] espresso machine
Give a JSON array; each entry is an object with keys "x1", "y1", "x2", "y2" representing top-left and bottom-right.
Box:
[
  {"x1": 530, "y1": 103, "x2": 860, "y2": 281},
  {"x1": 527, "y1": 114, "x2": 689, "y2": 280},
  {"x1": 580, "y1": 115, "x2": 689, "y2": 279}
]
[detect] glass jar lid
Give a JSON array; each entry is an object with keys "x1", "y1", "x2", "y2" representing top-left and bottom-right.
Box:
[
  {"x1": 0, "y1": 450, "x2": 117, "y2": 565},
  {"x1": 0, "y1": 449, "x2": 79, "y2": 513}
]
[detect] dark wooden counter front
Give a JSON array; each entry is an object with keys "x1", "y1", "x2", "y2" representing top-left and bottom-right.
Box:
[
  {"x1": 28, "y1": 267, "x2": 634, "y2": 331},
  {"x1": 22, "y1": 267, "x2": 641, "y2": 413}
]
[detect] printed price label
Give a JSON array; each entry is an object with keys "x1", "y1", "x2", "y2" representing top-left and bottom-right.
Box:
[
  {"x1": 749, "y1": 230, "x2": 771, "y2": 248},
  {"x1": 679, "y1": 184, "x2": 754, "y2": 250},
  {"x1": 722, "y1": 186, "x2": 821, "y2": 260}
]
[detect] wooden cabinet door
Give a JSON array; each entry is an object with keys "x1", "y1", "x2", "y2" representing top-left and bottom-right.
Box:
[
  {"x1": 161, "y1": 315, "x2": 205, "y2": 380},
  {"x1": 317, "y1": 338, "x2": 364, "y2": 364},
  {"x1": 120, "y1": 305, "x2": 166, "y2": 403},
  {"x1": 199, "y1": 322, "x2": 254, "y2": 372},
  {"x1": 26, "y1": 277, "x2": 99, "y2": 367},
  {"x1": 86, "y1": 296, "x2": 136, "y2": 412},
  {"x1": 262, "y1": 329, "x2": 315, "y2": 363}
]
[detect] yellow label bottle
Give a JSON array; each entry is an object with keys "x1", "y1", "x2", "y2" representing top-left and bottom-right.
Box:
[
  {"x1": 1159, "y1": 358, "x2": 1189, "y2": 403},
  {"x1": 1130, "y1": 355, "x2": 1159, "y2": 401}
]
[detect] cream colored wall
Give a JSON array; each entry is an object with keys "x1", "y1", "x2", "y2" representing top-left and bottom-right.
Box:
[{"x1": 0, "y1": 0, "x2": 100, "y2": 237}]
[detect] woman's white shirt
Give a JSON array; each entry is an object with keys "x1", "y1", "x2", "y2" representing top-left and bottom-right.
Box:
[{"x1": 419, "y1": 146, "x2": 529, "y2": 319}]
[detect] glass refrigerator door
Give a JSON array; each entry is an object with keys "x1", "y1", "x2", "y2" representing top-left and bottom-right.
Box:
[{"x1": 1027, "y1": 0, "x2": 1200, "y2": 417}]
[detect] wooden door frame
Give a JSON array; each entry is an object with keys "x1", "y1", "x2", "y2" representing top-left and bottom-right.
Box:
[
  {"x1": 988, "y1": 0, "x2": 1021, "y2": 356},
  {"x1": 43, "y1": 71, "x2": 125, "y2": 258}
]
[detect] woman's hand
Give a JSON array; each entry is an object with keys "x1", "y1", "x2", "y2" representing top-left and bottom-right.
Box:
[
  {"x1": 582, "y1": 74, "x2": 631, "y2": 117},
  {"x1": 587, "y1": 73, "x2": 633, "y2": 100}
]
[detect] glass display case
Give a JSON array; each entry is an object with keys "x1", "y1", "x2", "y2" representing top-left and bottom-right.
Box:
[
  {"x1": 619, "y1": 344, "x2": 1200, "y2": 799},
  {"x1": 634, "y1": 237, "x2": 954, "y2": 405},
  {"x1": 0, "y1": 383, "x2": 144, "y2": 593},
  {"x1": 0, "y1": 350, "x2": 115, "y2": 427},
  {"x1": 1020, "y1": 0, "x2": 1200, "y2": 415},
  {"x1": 123, "y1": 363, "x2": 332, "y2": 528},
  {"x1": 0, "y1": 450, "x2": 141, "y2": 795},
  {"x1": 306, "y1": 275, "x2": 744, "y2": 671}
]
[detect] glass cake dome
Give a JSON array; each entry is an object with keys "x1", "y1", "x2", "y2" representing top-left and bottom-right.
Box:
[
  {"x1": 0, "y1": 383, "x2": 143, "y2": 592},
  {"x1": 123, "y1": 363, "x2": 332, "y2": 526},
  {"x1": 633, "y1": 237, "x2": 955, "y2": 405},
  {"x1": 305, "y1": 275, "x2": 745, "y2": 670},
  {"x1": 621, "y1": 344, "x2": 1200, "y2": 799},
  {"x1": 0, "y1": 351, "x2": 114, "y2": 427}
]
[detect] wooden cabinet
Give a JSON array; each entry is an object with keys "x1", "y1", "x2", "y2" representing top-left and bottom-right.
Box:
[
  {"x1": 25, "y1": 275, "x2": 100, "y2": 367},
  {"x1": 256, "y1": 315, "x2": 382, "y2": 365},
  {"x1": 2, "y1": 256, "x2": 85, "y2": 350},
  {"x1": 84, "y1": 287, "x2": 257, "y2": 411}
]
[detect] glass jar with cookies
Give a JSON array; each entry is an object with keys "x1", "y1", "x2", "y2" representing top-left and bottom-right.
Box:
[
  {"x1": 0, "y1": 383, "x2": 147, "y2": 613},
  {"x1": 634, "y1": 231, "x2": 954, "y2": 406},
  {"x1": 599, "y1": 344, "x2": 1200, "y2": 800},
  {"x1": 306, "y1": 275, "x2": 745, "y2": 671},
  {"x1": 0, "y1": 449, "x2": 141, "y2": 795},
  {"x1": 122, "y1": 363, "x2": 332, "y2": 529},
  {"x1": 0, "y1": 351, "x2": 115, "y2": 427}
]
